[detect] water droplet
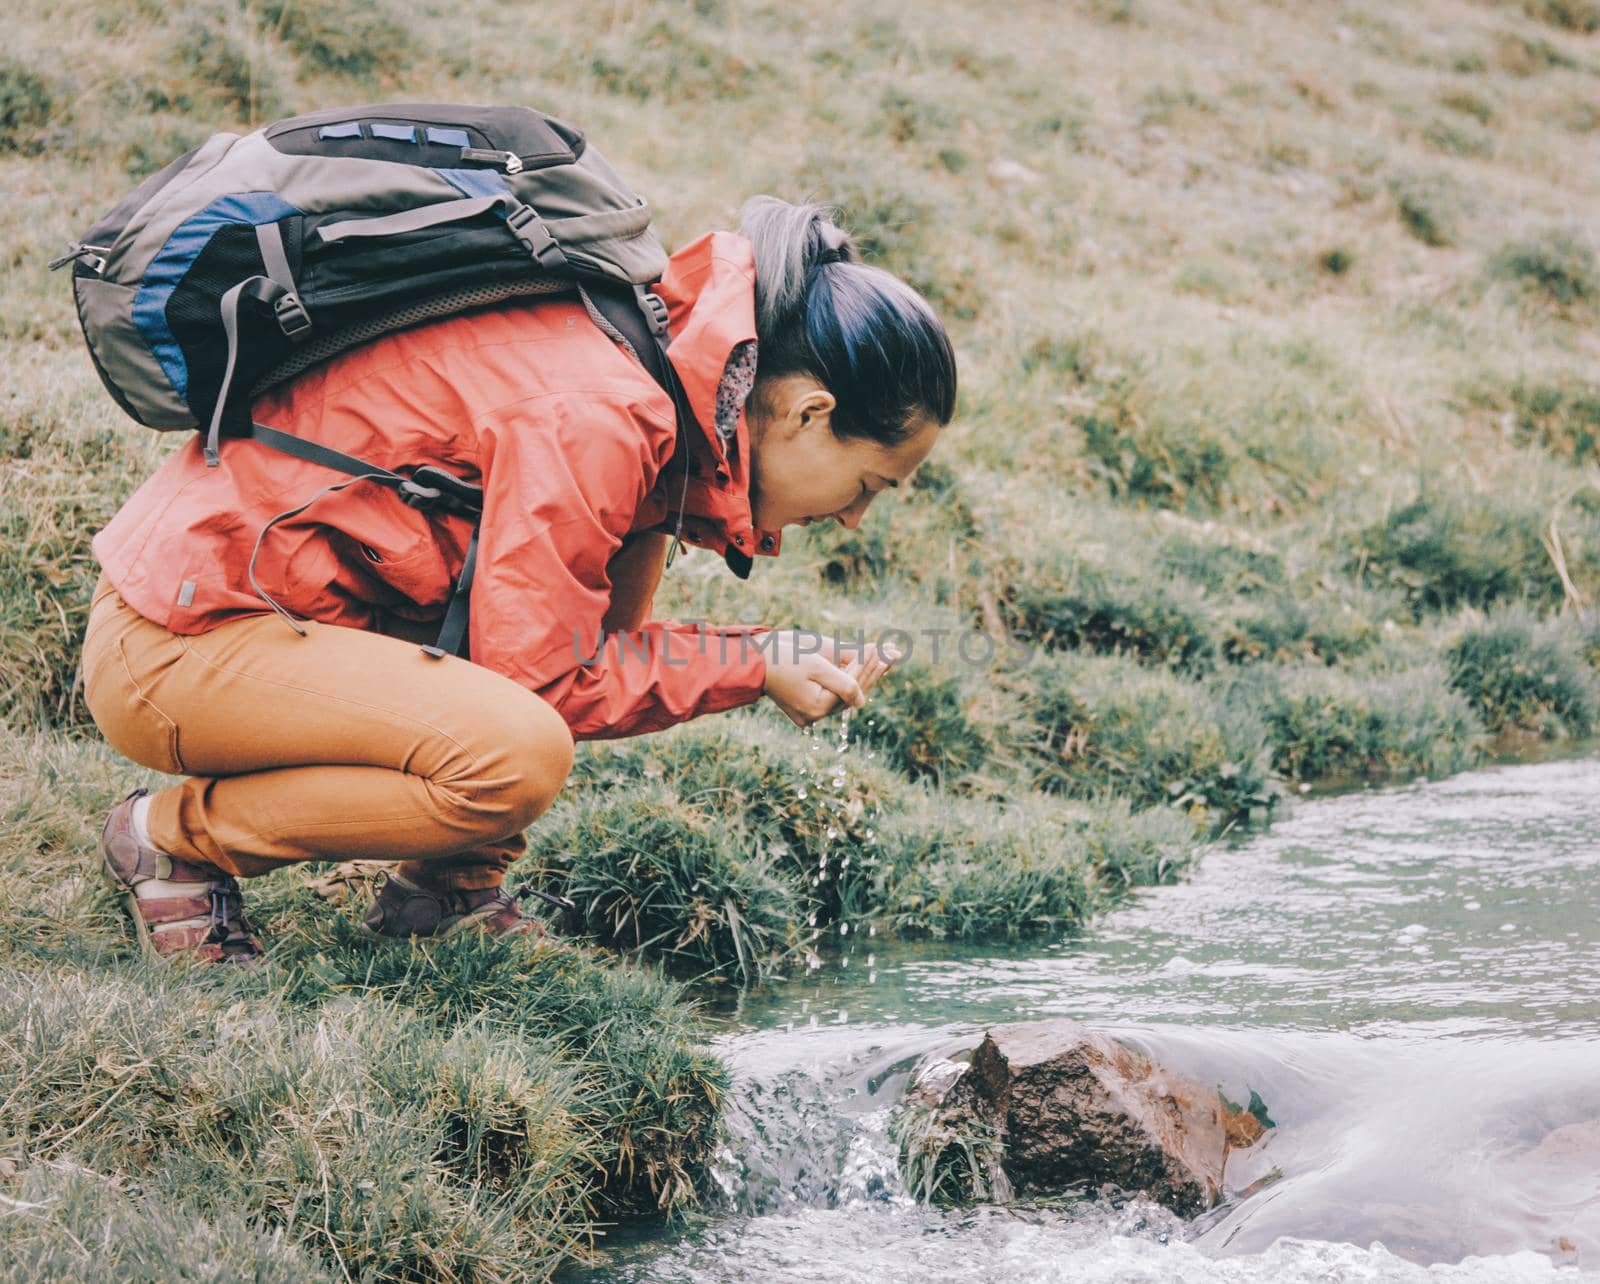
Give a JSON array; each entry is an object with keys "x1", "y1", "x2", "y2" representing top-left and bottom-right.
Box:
[
  {"x1": 868, "y1": 971, "x2": 877, "y2": 983},
  {"x1": 867, "y1": 953, "x2": 875, "y2": 967},
  {"x1": 807, "y1": 912, "x2": 817, "y2": 926},
  {"x1": 797, "y1": 788, "x2": 807, "y2": 799},
  {"x1": 840, "y1": 921, "x2": 850, "y2": 936},
  {"x1": 868, "y1": 924, "x2": 876, "y2": 937},
  {"x1": 826, "y1": 827, "x2": 838, "y2": 839}
]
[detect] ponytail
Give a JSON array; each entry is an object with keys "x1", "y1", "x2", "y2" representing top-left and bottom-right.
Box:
[{"x1": 738, "y1": 195, "x2": 957, "y2": 446}]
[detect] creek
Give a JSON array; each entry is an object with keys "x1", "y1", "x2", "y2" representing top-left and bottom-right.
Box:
[{"x1": 583, "y1": 754, "x2": 1600, "y2": 1281}]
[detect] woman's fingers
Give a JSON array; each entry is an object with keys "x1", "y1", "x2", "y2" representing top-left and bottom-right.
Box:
[
  {"x1": 811, "y1": 658, "x2": 867, "y2": 712},
  {"x1": 763, "y1": 635, "x2": 908, "y2": 728}
]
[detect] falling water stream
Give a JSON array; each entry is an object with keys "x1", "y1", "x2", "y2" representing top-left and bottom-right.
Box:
[{"x1": 580, "y1": 751, "x2": 1600, "y2": 1282}]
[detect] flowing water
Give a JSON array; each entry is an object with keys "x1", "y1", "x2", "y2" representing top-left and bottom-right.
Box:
[{"x1": 584, "y1": 754, "x2": 1600, "y2": 1282}]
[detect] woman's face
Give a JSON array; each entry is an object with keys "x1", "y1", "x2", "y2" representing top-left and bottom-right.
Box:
[{"x1": 745, "y1": 374, "x2": 941, "y2": 532}]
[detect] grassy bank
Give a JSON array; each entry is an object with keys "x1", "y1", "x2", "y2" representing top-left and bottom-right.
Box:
[{"x1": 5, "y1": 0, "x2": 1600, "y2": 1276}]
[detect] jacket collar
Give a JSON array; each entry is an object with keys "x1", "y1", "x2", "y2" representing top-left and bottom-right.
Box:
[{"x1": 649, "y1": 231, "x2": 782, "y2": 577}]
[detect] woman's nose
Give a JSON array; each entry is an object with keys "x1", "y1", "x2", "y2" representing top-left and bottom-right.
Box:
[{"x1": 835, "y1": 498, "x2": 869, "y2": 529}]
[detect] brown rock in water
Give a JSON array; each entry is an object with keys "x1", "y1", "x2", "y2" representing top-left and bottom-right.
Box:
[{"x1": 904, "y1": 1019, "x2": 1270, "y2": 1216}]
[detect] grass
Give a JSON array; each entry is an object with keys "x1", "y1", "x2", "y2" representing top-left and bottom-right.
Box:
[
  {"x1": 1344, "y1": 485, "x2": 1599, "y2": 616},
  {"x1": 1009, "y1": 653, "x2": 1279, "y2": 832},
  {"x1": 1509, "y1": 378, "x2": 1600, "y2": 464},
  {"x1": 1390, "y1": 171, "x2": 1463, "y2": 247},
  {"x1": 8, "y1": 0, "x2": 1600, "y2": 1266},
  {"x1": 524, "y1": 783, "x2": 801, "y2": 984},
  {"x1": 0, "y1": 733, "x2": 726, "y2": 1276},
  {"x1": 0, "y1": 63, "x2": 53, "y2": 154},
  {"x1": 1445, "y1": 608, "x2": 1598, "y2": 738},
  {"x1": 1262, "y1": 660, "x2": 1485, "y2": 784},
  {"x1": 1491, "y1": 230, "x2": 1599, "y2": 308}
]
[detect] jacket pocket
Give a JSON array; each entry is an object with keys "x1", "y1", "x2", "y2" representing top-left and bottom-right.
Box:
[{"x1": 339, "y1": 529, "x2": 457, "y2": 617}]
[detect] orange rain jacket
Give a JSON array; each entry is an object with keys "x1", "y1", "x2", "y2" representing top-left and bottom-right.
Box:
[{"x1": 93, "y1": 231, "x2": 785, "y2": 740}]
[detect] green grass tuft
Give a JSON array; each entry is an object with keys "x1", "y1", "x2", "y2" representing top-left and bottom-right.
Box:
[
  {"x1": 1262, "y1": 660, "x2": 1484, "y2": 783},
  {"x1": 873, "y1": 794, "x2": 1194, "y2": 940},
  {"x1": 0, "y1": 417, "x2": 151, "y2": 730},
  {"x1": 0, "y1": 1162, "x2": 335, "y2": 1283},
  {"x1": 1002, "y1": 561, "x2": 1219, "y2": 674},
  {"x1": 853, "y1": 665, "x2": 993, "y2": 786},
  {"x1": 1346, "y1": 489, "x2": 1591, "y2": 616},
  {"x1": 0, "y1": 62, "x2": 55, "y2": 154},
  {"x1": 1510, "y1": 379, "x2": 1600, "y2": 465},
  {"x1": 1390, "y1": 172, "x2": 1462, "y2": 247},
  {"x1": 1009, "y1": 654, "x2": 1278, "y2": 831},
  {"x1": 1445, "y1": 608, "x2": 1597, "y2": 738},
  {"x1": 1491, "y1": 231, "x2": 1599, "y2": 307},
  {"x1": 257, "y1": 0, "x2": 413, "y2": 81},
  {"x1": 1526, "y1": 0, "x2": 1600, "y2": 32},
  {"x1": 526, "y1": 783, "x2": 800, "y2": 984}
]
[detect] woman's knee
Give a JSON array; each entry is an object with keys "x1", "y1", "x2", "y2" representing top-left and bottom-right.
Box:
[
  {"x1": 437, "y1": 693, "x2": 574, "y2": 836},
  {"x1": 503, "y1": 705, "x2": 575, "y2": 828}
]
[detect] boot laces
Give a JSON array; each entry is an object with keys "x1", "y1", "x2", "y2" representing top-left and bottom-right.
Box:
[
  {"x1": 207, "y1": 884, "x2": 245, "y2": 944},
  {"x1": 514, "y1": 886, "x2": 577, "y2": 913}
]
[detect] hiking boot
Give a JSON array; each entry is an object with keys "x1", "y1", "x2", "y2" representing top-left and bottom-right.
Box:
[
  {"x1": 99, "y1": 788, "x2": 265, "y2": 966},
  {"x1": 360, "y1": 869, "x2": 550, "y2": 941}
]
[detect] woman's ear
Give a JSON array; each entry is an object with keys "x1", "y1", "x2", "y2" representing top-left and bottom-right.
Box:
[
  {"x1": 753, "y1": 374, "x2": 838, "y2": 443},
  {"x1": 794, "y1": 385, "x2": 837, "y2": 437}
]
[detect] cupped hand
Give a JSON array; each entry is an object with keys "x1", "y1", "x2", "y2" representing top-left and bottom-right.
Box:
[{"x1": 761, "y1": 630, "x2": 902, "y2": 728}]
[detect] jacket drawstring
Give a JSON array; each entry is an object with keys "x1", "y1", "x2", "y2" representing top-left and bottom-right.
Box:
[{"x1": 247, "y1": 474, "x2": 395, "y2": 636}]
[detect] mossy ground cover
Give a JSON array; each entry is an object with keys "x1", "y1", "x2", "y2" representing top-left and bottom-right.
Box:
[{"x1": 6, "y1": 0, "x2": 1600, "y2": 1275}]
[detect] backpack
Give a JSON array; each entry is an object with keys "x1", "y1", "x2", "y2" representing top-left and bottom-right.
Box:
[{"x1": 52, "y1": 101, "x2": 699, "y2": 659}]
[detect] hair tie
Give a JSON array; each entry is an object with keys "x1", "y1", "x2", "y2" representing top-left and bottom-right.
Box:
[{"x1": 813, "y1": 221, "x2": 855, "y2": 271}]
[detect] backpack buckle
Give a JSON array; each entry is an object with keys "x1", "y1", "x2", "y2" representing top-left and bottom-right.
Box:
[
  {"x1": 635, "y1": 285, "x2": 670, "y2": 337},
  {"x1": 49, "y1": 242, "x2": 110, "y2": 274},
  {"x1": 398, "y1": 479, "x2": 444, "y2": 510},
  {"x1": 274, "y1": 292, "x2": 313, "y2": 340},
  {"x1": 399, "y1": 465, "x2": 483, "y2": 517},
  {"x1": 504, "y1": 204, "x2": 568, "y2": 273}
]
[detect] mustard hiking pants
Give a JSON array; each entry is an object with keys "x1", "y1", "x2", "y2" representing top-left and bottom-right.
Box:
[{"x1": 81, "y1": 575, "x2": 575, "y2": 892}]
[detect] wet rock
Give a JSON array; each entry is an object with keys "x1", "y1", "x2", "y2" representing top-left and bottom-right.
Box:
[{"x1": 897, "y1": 1019, "x2": 1271, "y2": 1216}]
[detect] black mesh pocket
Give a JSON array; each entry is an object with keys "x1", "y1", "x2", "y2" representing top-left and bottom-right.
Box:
[{"x1": 167, "y1": 220, "x2": 304, "y2": 422}]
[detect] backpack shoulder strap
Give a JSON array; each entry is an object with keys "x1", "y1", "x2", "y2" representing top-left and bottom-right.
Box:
[{"x1": 583, "y1": 282, "x2": 701, "y2": 567}]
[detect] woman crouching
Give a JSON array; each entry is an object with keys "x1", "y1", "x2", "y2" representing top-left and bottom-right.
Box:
[{"x1": 81, "y1": 196, "x2": 957, "y2": 964}]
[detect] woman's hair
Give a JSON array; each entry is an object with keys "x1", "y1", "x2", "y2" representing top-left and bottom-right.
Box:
[{"x1": 739, "y1": 195, "x2": 957, "y2": 446}]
